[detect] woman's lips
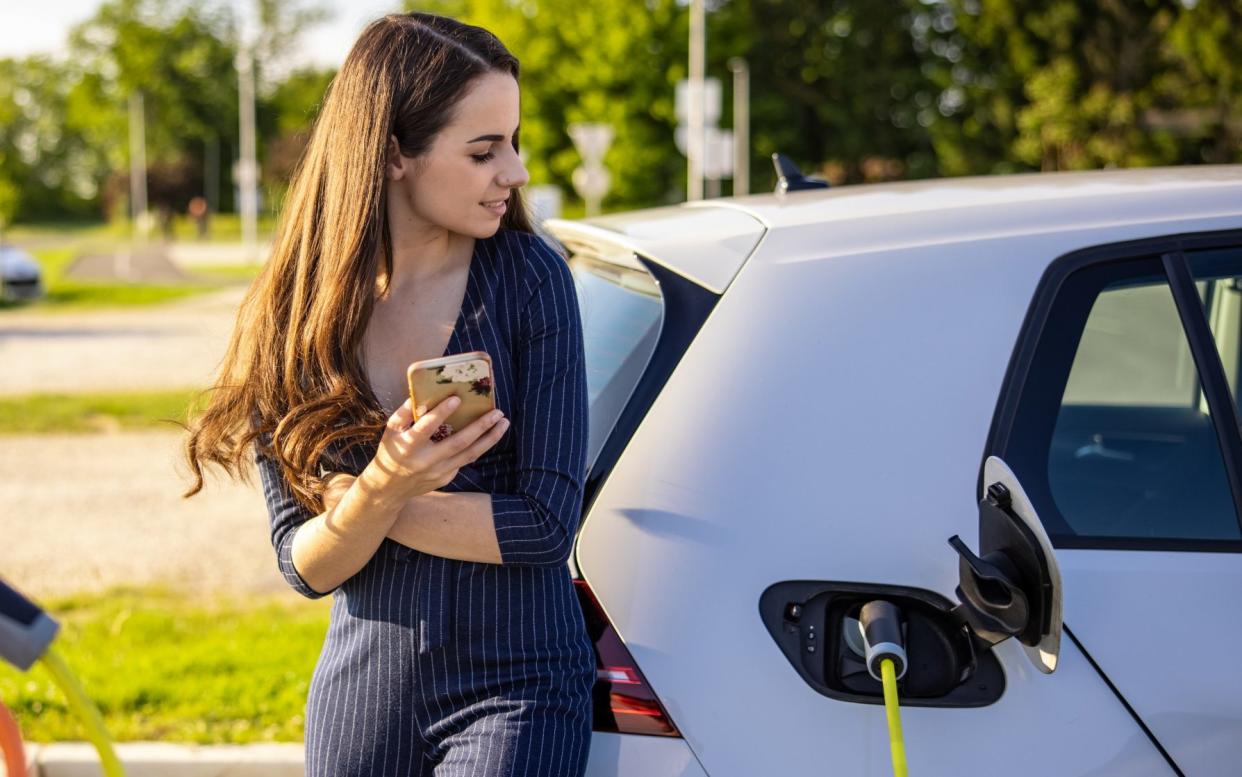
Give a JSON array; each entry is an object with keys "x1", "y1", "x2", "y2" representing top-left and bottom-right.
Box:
[{"x1": 481, "y1": 199, "x2": 507, "y2": 216}]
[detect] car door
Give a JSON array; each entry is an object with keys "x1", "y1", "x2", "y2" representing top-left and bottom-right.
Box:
[{"x1": 984, "y1": 230, "x2": 1242, "y2": 777}]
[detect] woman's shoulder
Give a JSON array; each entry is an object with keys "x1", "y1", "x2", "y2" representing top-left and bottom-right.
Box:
[{"x1": 490, "y1": 227, "x2": 573, "y2": 304}]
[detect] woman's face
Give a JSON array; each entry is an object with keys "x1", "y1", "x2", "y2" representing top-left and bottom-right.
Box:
[{"x1": 389, "y1": 71, "x2": 530, "y2": 239}]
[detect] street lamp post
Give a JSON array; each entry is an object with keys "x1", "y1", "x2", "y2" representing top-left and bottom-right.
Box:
[
  {"x1": 127, "y1": 91, "x2": 148, "y2": 243},
  {"x1": 117, "y1": 90, "x2": 148, "y2": 280},
  {"x1": 687, "y1": 0, "x2": 705, "y2": 201},
  {"x1": 728, "y1": 57, "x2": 749, "y2": 196},
  {"x1": 236, "y1": 45, "x2": 259, "y2": 263}
]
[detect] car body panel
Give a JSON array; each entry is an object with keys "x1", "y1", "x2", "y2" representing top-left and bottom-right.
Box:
[
  {"x1": 712, "y1": 164, "x2": 1242, "y2": 236},
  {"x1": 1059, "y1": 550, "x2": 1242, "y2": 777},
  {"x1": 566, "y1": 167, "x2": 1242, "y2": 775},
  {"x1": 584, "y1": 733, "x2": 707, "y2": 777},
  {"x1": 545, "y1": 203, "x2": 766, "y2": 294}
]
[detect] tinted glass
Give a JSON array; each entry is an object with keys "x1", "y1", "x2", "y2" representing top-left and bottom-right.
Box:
[
  {"x1": 1190, "y1": 248, "x2": 1242, "y2": 412},
  {"x1": 1060, "y1": 280, "x2": 1200, "y2": 407},
  {"x1": 569, "y1": 254, "x2": 663, "y2": 472},
  {"x1": 1048, "y1": 274, "x2": 1240, "y2": 540}
]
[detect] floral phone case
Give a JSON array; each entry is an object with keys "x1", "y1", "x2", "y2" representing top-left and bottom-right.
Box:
[{"x1": 406, "y1": 350, "x2": 495, "y2": 441}]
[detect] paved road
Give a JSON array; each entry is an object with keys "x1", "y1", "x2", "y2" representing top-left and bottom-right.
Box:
[
  {"x1": 0, "y1": 285, "x2": 246, "y2": 396},
  {"x1": 0, "y1": 286, "x2": 293, "y2": 599},
  {"x1": 0, "y1": 429, "x2": 287, "y2": 600}
]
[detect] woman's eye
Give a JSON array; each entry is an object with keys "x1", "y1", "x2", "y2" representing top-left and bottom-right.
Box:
[{"x1": 471, "y1": 152, "x2": 495, "y2": 164}]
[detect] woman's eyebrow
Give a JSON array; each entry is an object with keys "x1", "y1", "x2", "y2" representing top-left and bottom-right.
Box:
[{"x1": 466, "y1": 126, "x2": 519, "y2": 144}]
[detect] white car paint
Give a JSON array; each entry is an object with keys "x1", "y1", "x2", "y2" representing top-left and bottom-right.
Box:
[{"x1": 557, "y1": 166, "x2": 1242, "y2": 776}]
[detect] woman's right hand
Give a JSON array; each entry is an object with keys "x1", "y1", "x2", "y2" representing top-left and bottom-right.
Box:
[{"x1": 363, "y1": 394, "x2": 509, "y2": 508}]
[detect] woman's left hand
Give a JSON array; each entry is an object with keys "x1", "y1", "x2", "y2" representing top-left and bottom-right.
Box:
[{"x1": 322, "y1": 472, "x2": 357, "y2": 512}]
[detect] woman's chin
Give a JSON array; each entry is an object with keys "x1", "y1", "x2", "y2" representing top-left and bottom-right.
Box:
[
  {"x1": 463, "y1": 220, "x2": 503, "y2": 239},
  {"x1": 432, "y1": 212, "x2": 505, "y2": 240}
]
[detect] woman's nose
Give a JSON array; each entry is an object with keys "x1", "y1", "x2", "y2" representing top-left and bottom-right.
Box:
[{"x1": 500, "y1": 149, "x2": 529, "y2": 189}]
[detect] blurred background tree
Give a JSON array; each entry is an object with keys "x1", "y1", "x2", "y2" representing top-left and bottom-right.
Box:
[
  {"x1": 717, "y1": 0, "x2": 939, "y2": 184},
  {"x1": 0, "y1": 0, "x2": 329, "y2": 225},
  {"x1": 415, "y1": 0, "x2": 691, "y2": 206},
  {"x1": 0, "y1": 0, "x2": 1238, "y2": 226},
  {"x1": 0, "y1": 55, "x2": 104, "y2": 222},
  {"x1": 919, "y1": 0, "x2": 1242, "y2": 174},
  {"x1": 67, "y1": 0, "x2": 240, "y2": 220},
  {"x1": 258, "y1": 66, "x2": 336, "y2": 209}
]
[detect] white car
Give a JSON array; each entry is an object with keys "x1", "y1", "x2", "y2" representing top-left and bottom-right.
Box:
[
  {"x1": 0, "y1": 243, "x2": 44, "y2": 302},
  {"x1": 545, "y1": 164, "x2": 1242, "y2": 777}
]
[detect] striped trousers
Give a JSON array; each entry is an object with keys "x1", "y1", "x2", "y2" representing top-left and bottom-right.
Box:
[{"x1": 302, "y1": 543, "x2": 595, "y2": 776}]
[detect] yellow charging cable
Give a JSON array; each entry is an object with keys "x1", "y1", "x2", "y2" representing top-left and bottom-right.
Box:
[
  {"x1": 39, "y1": 648, "x2": 125, "y2": 777},
  {"x1": 880, "y1": 657, "x2": 908, "y2": 777}
]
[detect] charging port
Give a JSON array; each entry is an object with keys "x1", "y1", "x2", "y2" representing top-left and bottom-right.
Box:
[{"x1": 760, "y1": 581, "x2": 1004, "y2": 708}]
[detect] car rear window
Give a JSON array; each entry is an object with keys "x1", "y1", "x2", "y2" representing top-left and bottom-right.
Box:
[{"x1": 569, "y1": 253, "x2": 664, "y2": 473}]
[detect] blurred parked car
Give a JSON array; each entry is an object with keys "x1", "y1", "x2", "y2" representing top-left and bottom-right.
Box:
[
  {"x1": 0, "y1": 244, "x2": 44, "y2": 302},
  {"x1": 530, "y1": 164, "x2": 1242, "y2": 777}
]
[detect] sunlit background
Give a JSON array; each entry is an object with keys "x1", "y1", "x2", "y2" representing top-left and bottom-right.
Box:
[{"x1": 0, "y1": 0, "x2": 1238, "y2": 765}]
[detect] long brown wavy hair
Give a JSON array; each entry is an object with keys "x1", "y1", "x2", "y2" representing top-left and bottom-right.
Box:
[{"x1": 180, "y1": 12, "x2": 536, "y2": 513}]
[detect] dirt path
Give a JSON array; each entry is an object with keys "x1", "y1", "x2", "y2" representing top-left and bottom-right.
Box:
[{"x1": 0, "y1": 429, "x2": 287, "y2": 600}]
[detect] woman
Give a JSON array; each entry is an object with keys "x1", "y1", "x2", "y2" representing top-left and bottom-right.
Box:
[{"x1": 181, "y1": 12, "x2": 594, "y2": 776}]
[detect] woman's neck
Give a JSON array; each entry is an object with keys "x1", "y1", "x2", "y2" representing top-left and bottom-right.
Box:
[{"x1": 377, "y1": 221, "x2": 473, "y2": 299}]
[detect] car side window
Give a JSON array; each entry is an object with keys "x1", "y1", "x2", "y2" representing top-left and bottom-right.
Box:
[
  {"x1": 1049, "y1": 274, "x2": 1238, "y2": 540},
  {"x1": 1190, "y1": 248, "x2": 1242, "y2": 412},
  {"x1": 999, "y1": 244, "x2": 1242, "y2": 548}
]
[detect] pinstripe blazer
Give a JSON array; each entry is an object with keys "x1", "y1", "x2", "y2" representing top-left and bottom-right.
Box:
[{"x1": 253, "y1": 226, "x2": 594, "y2": 668}]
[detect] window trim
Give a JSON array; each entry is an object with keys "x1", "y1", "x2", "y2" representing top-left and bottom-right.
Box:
[{"x1": 982, "y1": 228, "x2": 1242, "y2": 553}]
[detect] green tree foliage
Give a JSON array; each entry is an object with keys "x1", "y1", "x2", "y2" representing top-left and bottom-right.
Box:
[
  {"x1": 0, "y1": 56, "x2": 103, "y2": 222},
  {"x1": 412, "y1": 0, "x2": 949, "y2": 202},
  {"x1": 258, "y1": 66, "x2": 336, "y2": 208},
  {"x1": 1158, "y1": 0, "x2": 1242, "y2": 164},
  {"x1": 0, "y1": 0, "x2": 331, "y2": 223},
  {"x1": 411, "y1": 0, "x2": 692, "y2": 207},
  {"x1": 69, "y1": 0, "x2": 239, "y2": 158},
  {"x1": 251, "y1": 0, "x2": 333, "y2": 85},
  {"x1": 65, "y1": 0, "x2": 239, "y2": 216},
  {"x1": 1, "y1": 0, "x2": 1239, "y2": 223},
  {"x1": 715, "y1": 0, "x2": 940, "y2": 184},
  {"x1": 920, "y1": 0, "x2": 1242, "y2": 174},
  {"x1": 0, "y1": 177, "x2": 17, "y2": 231}
]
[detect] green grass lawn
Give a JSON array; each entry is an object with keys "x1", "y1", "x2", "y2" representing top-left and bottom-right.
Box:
[
  {"x1": 1, "y1": 218, "x2": 270, "y2": 312},
  {"x1": 4, "y1": 214, "x2": 278, "y2": 245},
  {"x1": 0, "y1": 586, "x2": 330, "y2": 744},
  {"x1": 0, "y1": 390, "x2": 207, "y2": 435},
  {"x1": 1, "y1": 246, "x2": 260, "y2": 313}
]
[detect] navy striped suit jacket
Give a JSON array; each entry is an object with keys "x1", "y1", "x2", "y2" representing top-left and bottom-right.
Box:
[{"x1": 253, "y1": 228, "x2": 594, "y2": 774}]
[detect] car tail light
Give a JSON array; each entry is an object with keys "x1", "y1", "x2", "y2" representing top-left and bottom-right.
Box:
[{"x1": 573, "y1": 577, "x2": 681, "y2": 737}]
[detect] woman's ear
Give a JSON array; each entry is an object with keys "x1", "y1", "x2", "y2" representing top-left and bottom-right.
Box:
[{"x1": 385, "y1": 135, "x2": 405, "y2": 181}]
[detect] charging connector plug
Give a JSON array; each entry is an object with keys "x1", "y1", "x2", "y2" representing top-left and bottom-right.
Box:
[
  {"x1": 0, "y1": 578, "x2": 58, "y2": 671},
  {"x1": 859, "y1": 600, "x2": 907, "y2": 683},
  {"x1": 859, "y1": 599, "x2": 909, "y2": 777}
]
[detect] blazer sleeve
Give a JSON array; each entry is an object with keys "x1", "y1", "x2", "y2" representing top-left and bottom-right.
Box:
[
  {"x1": 254, "y1": 432, "x2": 335, "y2": 599},
  {"x1": 488, "y1": 241, "x2": 590, "y2": 567}
]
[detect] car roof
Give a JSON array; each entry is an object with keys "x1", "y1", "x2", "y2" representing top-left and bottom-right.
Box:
[
  {"x1": 546, "y1": 165, "x2": 1242, "y2": 293},
  {"x1": 704, "y1": 164, "x2": 1242, "y2": 231}
]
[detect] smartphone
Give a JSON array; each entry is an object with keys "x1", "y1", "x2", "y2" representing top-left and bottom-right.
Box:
[{"x1": 406, "y1": 350, "x2": 495, "y2": 439}]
